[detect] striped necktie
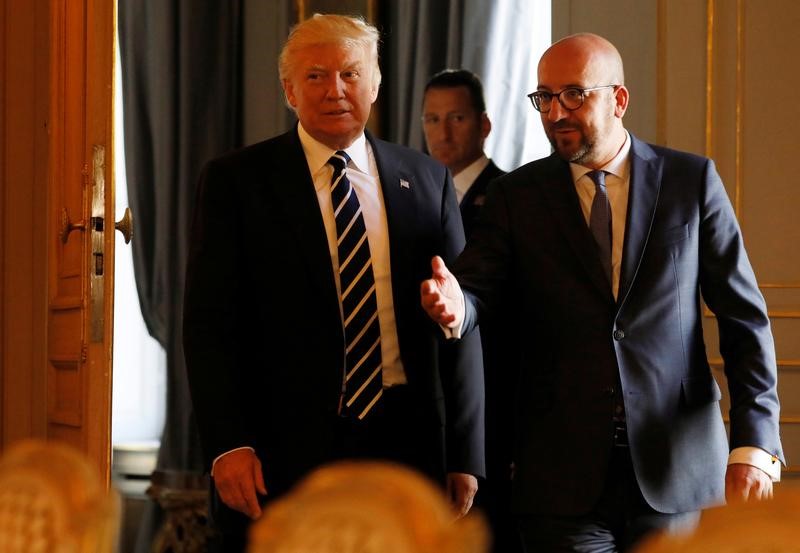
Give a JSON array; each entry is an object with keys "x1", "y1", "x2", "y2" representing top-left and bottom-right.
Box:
[
  {"x1": 329, "y1": 151, "x2": 383, "y2": 419},
  {"x1": 588, "y1": 170, "x2": 612, "y2": 285}
]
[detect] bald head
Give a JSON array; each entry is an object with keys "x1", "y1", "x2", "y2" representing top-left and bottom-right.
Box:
[
  {"x1": 536, "y1": 33, "x2": 629, "y2": 168},
  {"x1": 539, "y1": 33, "x2": 625, "y2": 88}
]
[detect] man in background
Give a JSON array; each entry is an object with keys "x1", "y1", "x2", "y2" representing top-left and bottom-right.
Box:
[
  {"x1": 422, "y1": 69, "x2": 506, "y2": 237},
  {"x1": 422, "y1": 69, "x2": 520, "y2": 553},
  {"x1": 184, "y1": 15, "x2": 484, "y2": 552}
]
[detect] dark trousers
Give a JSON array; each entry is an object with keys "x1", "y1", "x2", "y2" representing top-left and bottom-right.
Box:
[
  {"x1": 210, "y1": 385, "x2": 441, "y2": 553},
  {"x1": 330, "y1": 384, "x2": 443, "y2": 483},
  {"x1": 475, "y1": 473, "x2": 525, "y2": 553},
  {"x1": 517, "y1": 447, "x2": 699, "y2": 553}
]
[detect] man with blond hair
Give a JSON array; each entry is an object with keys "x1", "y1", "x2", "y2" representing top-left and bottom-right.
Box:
[{"x1": 184, "y1": 14, "x2": 484, "y2": 552}]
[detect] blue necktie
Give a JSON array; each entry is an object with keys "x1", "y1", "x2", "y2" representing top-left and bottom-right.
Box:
[
  {"x1": 588, "y1": 170, "x2": 612, "y2": 285},
  {"x1": 329, "y1": 151, "x2": 382, "y2": 419}
]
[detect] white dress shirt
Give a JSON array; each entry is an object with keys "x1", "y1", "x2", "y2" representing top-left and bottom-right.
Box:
[
  {"x1": 453, "y1": 154, "x2": 489, "y2": 204},
  {"x1": 569, "y1": 132, "x2": 632, "y2": 300},
  {"x1": 298, "y1": 124, "x2": 406, "y2": 387}
]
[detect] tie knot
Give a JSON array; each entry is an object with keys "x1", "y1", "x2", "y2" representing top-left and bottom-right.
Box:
[
  {"x1": 329, "y1": 150, "x2": 351, "y2": 172},
  {"x1": 587, "y1": 170, "x2": 606, "y2": 188}
]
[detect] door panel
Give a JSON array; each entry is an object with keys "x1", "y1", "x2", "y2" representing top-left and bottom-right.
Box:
[
  {"x1": 47, "y1": 0, "x2": 116, "y2": 479},
  {"x1": 1, "y1": 0, "x2": 50, "y2": 447},
  {"x1": 0, "y1": 0, "x2": 116, "y2": 482}
]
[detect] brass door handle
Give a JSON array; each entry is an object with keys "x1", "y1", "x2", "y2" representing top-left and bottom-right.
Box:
[
  {"x1": 115, "y1": 207, "x2": 133, "y2": 244},
  {"x1": 56, "y1": 147, "x2": 131, "y2": 342},
  {"x1": 60, "y1": 207, "x2": 86, "y2": 244},
  {"x1": 60, "y1": 207, "x2": 133, "y2": 244}
]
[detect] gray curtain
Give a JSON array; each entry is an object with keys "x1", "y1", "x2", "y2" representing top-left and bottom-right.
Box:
[
  {"x1": 119, "y1": 0, "x2": 243, "y2": 473},
  {"x1": 243, "y1": 0, "x2": 295, "y2": 144},
  {"x1": 380, "y1": 0, "x2": 530, "y2": 166},
  {"x1": 381, "y1": 0, "x2": 465, "y2": 148},
  {"x1": 118, "y1": 1, "x2": 243, "y2": 549}
]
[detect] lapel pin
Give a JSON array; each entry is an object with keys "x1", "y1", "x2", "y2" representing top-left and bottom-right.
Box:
[{"x1": 400, "y1": 179, "x2": 410, "y2": 189}]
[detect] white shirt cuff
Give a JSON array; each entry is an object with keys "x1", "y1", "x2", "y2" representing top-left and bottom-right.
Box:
[
  {"x1": 210, "y1": 446, "x2": 255, "y2": 476},
  {"x1": 728, "y1": 446, "x2": 781, "y2": 481}
]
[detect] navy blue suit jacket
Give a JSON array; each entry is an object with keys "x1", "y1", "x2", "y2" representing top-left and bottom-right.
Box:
[{"x1": 454, "y1": 134, "x2": 782, "y2": 515}]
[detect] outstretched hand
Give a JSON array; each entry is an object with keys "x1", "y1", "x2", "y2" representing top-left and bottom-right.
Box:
[{"x1": 420, "y1": 256, "x2": 463, "y2": 328}]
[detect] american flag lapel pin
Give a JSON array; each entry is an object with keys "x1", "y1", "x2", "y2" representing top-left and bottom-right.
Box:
[{"x1": 400, "y1": 179, "x2": 410, "y2": 189}]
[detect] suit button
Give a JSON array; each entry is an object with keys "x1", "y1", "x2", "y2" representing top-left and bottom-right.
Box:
[
  {"x1": 613, "y1": 329, "x2": 625, "y2": 340},
  {"x1": 603, "y1": 386, "x2": 615, "y2": 397}
]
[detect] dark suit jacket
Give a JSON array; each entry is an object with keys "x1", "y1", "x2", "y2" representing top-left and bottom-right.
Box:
[
  {"x1": 460, "y1": 159, "x2": 506, "y2": 238},
  {"x1": 459, "y1": 159, "x2": 514, "y2": 476},
  {"x1": 183, "y1": 127, "x2": 485, "y2": 500},
  {"x1": 454, "y1": 134, "x2": 783, "y2": 516},
  {"x1": 460, "y1": 160, "x2": 523, "y2": 552}
]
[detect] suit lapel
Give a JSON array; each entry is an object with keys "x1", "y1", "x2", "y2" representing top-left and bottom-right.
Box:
[
  {"x1": 368, "y1": 133, "x2": 418, "y2": 270},
  {"x1": 539, "y1": 155, "x2": 614, "y2": 301},
  {"x1": 460, "y1": 164, "x2": 488, "y2": 208},
  {"x1": 617, "y1": 137, "x2": 663, "y2": 308},
  {"x1": 271, "y1": 129, "x2": 342, "y2": 332},
  {"x1": 367, "y1": 134, "x2": 419, "y2": 376}
]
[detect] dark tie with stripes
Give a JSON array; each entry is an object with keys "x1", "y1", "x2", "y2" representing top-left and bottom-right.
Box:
[
  {"x1": 588, "y1": 170, "x2": 612, "y2": 285},
  {"x1": 329, "y1": 151, "x2": 383, "y2": 420}
]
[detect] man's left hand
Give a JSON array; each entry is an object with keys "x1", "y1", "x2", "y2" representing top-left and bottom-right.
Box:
[
  {"x1": 447, "y1": 472, "x2": 478, "y2": 518},
  {"x1": 725, "y1": 463, "x2": 773, "y2": 503}
]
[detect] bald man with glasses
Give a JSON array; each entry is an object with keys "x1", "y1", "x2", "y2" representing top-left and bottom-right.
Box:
[{"x1": 421, "y1": 33, "x2": 783, "y2": 552}]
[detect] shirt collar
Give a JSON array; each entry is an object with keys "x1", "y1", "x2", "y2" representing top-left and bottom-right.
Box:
[
  {"x1": 453, "y1": 154, "x2": 489, "y2": 187},
  {"x1": 298, "y1": 124, "x2": 371, "y2": 191},
  {"x1": 569, "y1": 130, "x2": 631, "y2": 183}
]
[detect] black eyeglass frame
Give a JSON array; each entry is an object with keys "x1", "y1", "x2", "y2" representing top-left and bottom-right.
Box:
[{"x1": 527, "y1": 85, "x2": 619, "y2": 113}]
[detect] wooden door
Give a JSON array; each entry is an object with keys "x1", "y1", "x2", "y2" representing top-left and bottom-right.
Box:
[
  {"x1": 0, "y1": 0, "x2": 117, "y2": 481},
  {"x1": 48, "y1": 0, "x2": 117, "y2": 480}
]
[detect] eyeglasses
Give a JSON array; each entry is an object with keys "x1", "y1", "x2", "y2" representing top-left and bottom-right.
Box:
[{"x1": 527, "y1": 85, "x2": 618, "y2": 113}]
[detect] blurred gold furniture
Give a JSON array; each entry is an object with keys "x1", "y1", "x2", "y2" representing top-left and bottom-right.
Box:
[
  {"x1": 148, "y1": 469, "x2": 215, "y2": 553},
  {"x1": 248, "y1": 461, "x2": 488, "y2": 553},
  {"x1": 634, "y1": 487, "x2": 800, "y2": 553},
  {"x1": 0, "y1": 439, "x2": 120, "y2": 553}
]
